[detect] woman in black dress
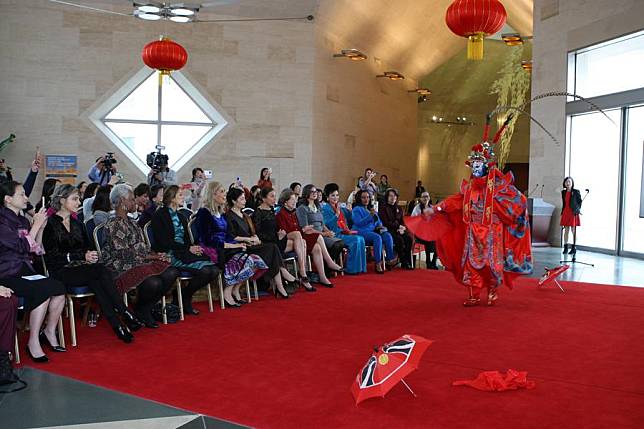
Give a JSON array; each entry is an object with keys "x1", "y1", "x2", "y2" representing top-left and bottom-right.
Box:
[
  {"x1": 42, "y1": 184, "x2": 143, "y2": 343},
  {"x1": 225, "y1": 187, "x2": 294, "y2": 298},
  {"x1": 252, "y1": 187, "x2": 314, "y2": 291}
]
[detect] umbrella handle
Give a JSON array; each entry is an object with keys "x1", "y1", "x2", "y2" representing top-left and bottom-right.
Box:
[{"x1": 401, "y1": 379, "x2": 417, "y2": 398}]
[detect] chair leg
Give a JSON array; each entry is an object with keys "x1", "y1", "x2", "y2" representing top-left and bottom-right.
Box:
[
  {"x1": 68, "y1": 296, "x2": 77, "y2": 347},
  {"x1": 57, "y1": 315, "x2": 65, "y2": 349},
  {"x1": 207, "y1": 283, "x2": 214, "y2": 312},
  {"x1": 253, "y1": 280, "x2": 259, "y2": 301},
  {"x1": 218, "y1": 277, "x2": 225, "y2": 310},
  {"x1": 176, "y1": 279, "x2": 184, "y2": 321},
  {"x1": 161, "y1": 295, "x2": 168, "y2": 325},
  {"x1": 82, "y1": 296, "x2": 92, "y2": 326},
  {"x1": 14, "y1": 333, "x2": 20, "y2": 365},
  {"x1": 245, "y1": 280, "x2": 252, "y2": 302}
]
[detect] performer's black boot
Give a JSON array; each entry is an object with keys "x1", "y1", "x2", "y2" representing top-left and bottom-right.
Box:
[
  {"x1": 562, "y1": 244, "x2": 569, "y2": 254},
  {"x1": 569, "y1": 244, "x2": 576, "y2": 255}
]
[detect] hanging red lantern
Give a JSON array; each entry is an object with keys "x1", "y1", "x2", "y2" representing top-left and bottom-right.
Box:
[
  {"x1": 142, "y1": 36, "x2": 188, "y2": 85},
  {"x1": 445, "y1": 0, "x2": 507, "y2": 60}
]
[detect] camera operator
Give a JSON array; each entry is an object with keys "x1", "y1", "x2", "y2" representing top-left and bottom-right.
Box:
[
  {"x1": 88, "y1": 154, "x2": 118, "y2": 186},
  {"x1": 147, "y1": 156, "x2": 176, "y2": 187}
]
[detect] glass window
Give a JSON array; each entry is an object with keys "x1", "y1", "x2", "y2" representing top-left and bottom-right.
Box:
[
  {"x1": 567, "y1": 110, "x2": 622, "y2": 250},
  {"x1": 622, "y1": 105, "x2": 644, "y2": 253},
  {"x1": 91, "y1": 68, "x2": 229, "y2": 175},
  {"x1": 568, "y1": 30, "x2": 644, "y2": 98}
]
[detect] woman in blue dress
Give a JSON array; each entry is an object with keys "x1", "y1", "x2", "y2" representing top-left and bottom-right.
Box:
[
  {"x1": 150, "y1": 185, "x2": 219, "y2": 315},
  {"x1": 194, "y1": 181, "x2": 268, "y2": 307},
  {"x1": 321, "y1": 183, "x2": 366, "y2": 275},
  {"x1": 351, "y1": 190, "x2": 397, "y2": 274}
]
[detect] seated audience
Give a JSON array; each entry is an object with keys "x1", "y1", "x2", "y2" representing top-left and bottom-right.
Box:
[
  {"x1": 150, "y1": 185, "x2": 219, "y2": 315},
  {"x1": 377, "y1": 175, "x2": 390, "y2": 203},
  {"x1": 132, "y1": 183, "x2": 150, "y2": 220},
  {"x1": 195, "y1": 182, "x2": 268, "y2": 307},
  {"x1": 277, "y1": 189, "x2": 341, "y2": 287},
  {"x1": 352, "y1": 190, "x2": 397, "y2": 274},
  {"x1": 91, "y1": 185, "x2": 112, "y2": 226},
  {"x1": 289, "y1": 182, "x2": 302, "y2": 198},
  {"x1": 77, "y1": 181, "x2": 87, "y2": 201},
  {"x1": 411, "y1": 191, "x2": 438, "y2": 269},
  {"x1": 379, "y1": 188, "x2": 413, "y2": 269},
  {"x1": 42, "y1": 184, "x2": 142, "y2": 343},
  {"x1": 296, "y1": 184, "x2": 346, "y2": 262},
  {"x1": 225, "y1": 187, "x2": 294, "y2": 298},
  {"x1": 101, "y1": 184, "x2": 180, "y2": 328},
  {"x1": 246, "y1": 185, "x2": 261, "y2": 211},
  {"x1": 0, "y1": 181, "x2": 66, "y2": 362},
  {"x1": 35, "y1": 178, "x2": 60, "y2": 212},
  {"x1": 321, "y1": 183, "x2": 367, "y2": 275},
  {"x1": 138, "y1": 184, "x2": 164, "y2": 229}
]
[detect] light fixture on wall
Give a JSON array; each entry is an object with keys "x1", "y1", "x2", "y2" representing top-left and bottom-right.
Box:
[
  {"x1": 376, "y1": 71, "x2": 405, "y2": 80},
  {"x1": 418, "y1": 95, "x2": 430, "y2": 103},
  {"x1": 333, "y1": 49, "x2": 368, "y2": 61},
  {"x1": 429, "y1": 115, "x2": 473, "y2": 125},
  {"x1": 501, "y1": 33, "x2": 534, "y2": 46},
  {"x1": 521, "y1": 60, "x2": 533, "y2": 72},
  {"x1": 408, "y1": 88, "x2": 432, "y2": 96}
]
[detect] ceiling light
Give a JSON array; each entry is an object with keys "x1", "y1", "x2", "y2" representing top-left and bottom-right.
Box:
[
  {"x1": 439, "y1": 117, "x2": 443, "y2": 122},
  {"x1": 136, "y1": 12, "x2": 162, "y2": 21},
  {"x1": 333, "y1": 49, "x2": 367, "y2": 61},
  {"x1": 408, "y1": 88, "x2": 432, "y2": 96},
  {"x1": 432, "y1": 115, "x2": 438, "y2": 121},
  {"x1": 376, "y1": 71, "x2": 405, "y2": 80},
  {"x1": 171, "y1": 7, "x2": 196, "y2": 16},
  {"x1": 137, "y1": 5, "x2": 161, "y2": 14},
  {"x1": 501, "y1": 33, "x2": 534, "y2": 46},
  {"x1": 169, "y1": 15, "x2": 192, "y2": 23},
  {"x1": 521, "y1": 60, "x2": 533, "y2": 72}
]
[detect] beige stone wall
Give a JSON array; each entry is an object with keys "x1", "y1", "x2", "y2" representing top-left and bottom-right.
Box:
[
  {"x1": 530, "y1": 0, "x2": 644, "y2": 244},
  {"x1": 0, "y1": 0, "x2": 314, "y2": 194}
]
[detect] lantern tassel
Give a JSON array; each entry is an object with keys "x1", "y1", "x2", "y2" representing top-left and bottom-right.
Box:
[{"x1": 467, "y1": 32, "x2": 485, "y2": 60}]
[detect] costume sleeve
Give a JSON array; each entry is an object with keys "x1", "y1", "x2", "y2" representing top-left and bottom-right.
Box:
[{"x1": 434, "y1": 193, "x2": 463, "y2": 214}]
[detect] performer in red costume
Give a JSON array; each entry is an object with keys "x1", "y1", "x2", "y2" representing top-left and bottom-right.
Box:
[{"x1": 406, "y1": 114, "x2": 533, "y2": 306}]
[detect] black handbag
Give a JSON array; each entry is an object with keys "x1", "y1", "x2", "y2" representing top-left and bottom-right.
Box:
[{"x1": 151, "y1": 303, "x2": 181, "y2": 323}]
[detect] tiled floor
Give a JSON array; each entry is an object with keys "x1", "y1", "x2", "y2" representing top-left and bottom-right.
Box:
[{"x1": 0, "y1": 368, "x2": 248, "y2": 429}]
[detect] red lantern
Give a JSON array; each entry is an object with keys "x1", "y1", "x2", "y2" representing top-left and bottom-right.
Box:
[
  {"x1": 445, "y1": 0, "x2": 507, "y2": 60},
  {"x1": 142, "y1": 36, "x2": 188, "y2": 84}
]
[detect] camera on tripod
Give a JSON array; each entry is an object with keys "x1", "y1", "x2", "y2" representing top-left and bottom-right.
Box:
[{"x1": 146, "y1": 146, "x2": 169, "y2": 172}]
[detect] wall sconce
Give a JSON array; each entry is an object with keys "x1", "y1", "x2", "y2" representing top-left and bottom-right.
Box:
[
  {"x1": 521, "y1": 60, "x2": 533, "y2": 72},
  {"x1": 501, "y1": 33, "x2": 534, "y2": 46},
  {"x1": 429, "y1": 115, "x2": 473, "y2": 125},
  {"x1": 418, "y1": 95, "x2": 429, "y2": 103},
  {"x1": 376, "y1": 71, "x2": 405, "y2": 80},
  {"x1": 333, "y1": 49, "x2": 368, "y2": 61},
  {"x1": 408, "y1": 88, "x2": 432, "y2": 96}
]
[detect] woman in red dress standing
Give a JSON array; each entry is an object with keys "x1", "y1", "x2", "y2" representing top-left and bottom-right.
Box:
[{"x1": 560, "y1": 177, "x2": 582, "y2": 255}]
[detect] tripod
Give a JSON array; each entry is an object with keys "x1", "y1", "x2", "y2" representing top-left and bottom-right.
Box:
[{"x1": 560, "y1": 189, "x2": 593, "y2": 266}]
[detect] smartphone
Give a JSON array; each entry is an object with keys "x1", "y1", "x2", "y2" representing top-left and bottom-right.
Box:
[{"x1": 204, "y1": 170, "x2": 212, "y2": 179}]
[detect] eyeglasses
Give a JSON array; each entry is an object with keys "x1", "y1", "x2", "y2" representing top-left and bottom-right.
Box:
[{"x1": 310, "y1": 190, "x2": 318, "y2": 193}]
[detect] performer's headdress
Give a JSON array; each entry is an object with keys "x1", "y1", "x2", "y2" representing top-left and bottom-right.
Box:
[{"x1": 465, "y1": 113, "x2": 513, "y2": 168}]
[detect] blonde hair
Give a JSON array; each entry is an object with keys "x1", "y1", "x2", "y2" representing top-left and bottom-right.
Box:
[{"x1": 204, "y1": 181, "x2": 226, "y2": 215}]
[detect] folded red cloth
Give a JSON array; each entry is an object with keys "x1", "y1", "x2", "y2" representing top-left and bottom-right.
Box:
[{"x1": 453, "y1": 369, "x2": 536, "y2": 391}]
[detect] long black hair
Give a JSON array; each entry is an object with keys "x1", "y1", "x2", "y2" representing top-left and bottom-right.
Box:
[
  {"x1": 258, "y1": 187, "x2": 274, "y2": 207},
  {"x1": 562, "y1": 176, "x2": 575, "y2": 190},
  {"x1": 91, "y1": 185, "x2": 112, "y2": 212},
  {"x1": 83, "y1": 182, "x2": 100, "y2": 201},
  {"x1": 0, "y1": 180, "x2": 21, "y2": 207},
  {"x1": 37, "y1": 178, "x2": 59, "y2": 210},
  {"x1": 299, "y1": 184, "x2": 320, "y2": 209},
  {"x1": 226, "y1": 187, "x2": 245, "y2": 208},
  {"x1": 353, "y1": 189, "x2": 373, "y2": 210}
]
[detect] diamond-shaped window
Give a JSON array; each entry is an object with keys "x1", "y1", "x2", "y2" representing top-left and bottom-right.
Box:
[{"x1": 89, "y1": 67, "x2": 229, "y2": 175}]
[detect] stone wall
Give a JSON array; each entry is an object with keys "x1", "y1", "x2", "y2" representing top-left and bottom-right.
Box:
[{"x1": 530, "y1": 0, "x2": 644, "y2": 244}]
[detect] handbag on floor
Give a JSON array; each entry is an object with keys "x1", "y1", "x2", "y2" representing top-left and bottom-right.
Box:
[{"x1": 151, "y1": 303, "x2": 181, "y2": 324}]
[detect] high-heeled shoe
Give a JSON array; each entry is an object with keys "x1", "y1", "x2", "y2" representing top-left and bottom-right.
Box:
[
  {"x1": 319, "y1": 282, "x2": 334, "y2": 288},
  {"x1": 329, "y1": 266, "x2": 344, "y2": 273},
  {"x1": 274, "y1": 287, "x2": 290, "y2": 299},
  {"x1": 121, "y1": 309, "x2": 144, "y2": 331},
  {"x1": 375, "y1": 265, "x2": 385, "y2": 274},
  {"x1": 39, "y1": 331, "x2": 67, "y2": 353},
  {"x1": 114, "y1": 324, "x2": 134, "y2": 344},
  {"x1": 298, "y1": 278, "x2": 316, "y2": 292},
  {"x1": 224, "y1": 298, "x2": 241, "y2": 308},
  {"x1": 26, "y1": 345, "x2": 49, "y2": 363},
  {"x1": 233, "y1": 296, "x2": 247, "y2": 305}
]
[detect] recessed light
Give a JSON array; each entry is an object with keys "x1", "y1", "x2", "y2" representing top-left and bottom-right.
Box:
[
  {"x1": 138, "y1": 5, "x2": 161, "y2": 14},
  {"x1": 171, "y1": 8, "x2": 196, "y2": 16},
  {"x1": 169, "y1": 15, "x2": 191, "y2": 23},
  {"x1": 137, "y1": 12, "x2": 161, "y2": 21}
]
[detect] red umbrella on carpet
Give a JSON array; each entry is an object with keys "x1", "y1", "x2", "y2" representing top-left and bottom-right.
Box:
[
  {"x1": 538, "y1": 264, "x2": 569, "y2": 292},
  {"x1": 351, "y1": 334, "x2": 432, "y2": 405}
]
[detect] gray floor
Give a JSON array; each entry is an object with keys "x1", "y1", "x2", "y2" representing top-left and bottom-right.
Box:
[{"x1": 0, "y1": 368, "x2": 248, "y2": 429}]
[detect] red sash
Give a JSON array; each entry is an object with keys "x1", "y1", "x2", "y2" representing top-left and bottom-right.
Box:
[{"x1": 463, "y1": 168, "x2": 495, "y2": 226}]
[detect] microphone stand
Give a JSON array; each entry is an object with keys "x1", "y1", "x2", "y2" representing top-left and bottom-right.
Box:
[{"x1": 561, "y1": 189, "x2": 594, "y2": 267}]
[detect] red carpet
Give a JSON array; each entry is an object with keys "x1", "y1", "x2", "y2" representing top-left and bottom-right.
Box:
[{"x1": 23, "y1": 270, "x2": 644, "y2": 428}]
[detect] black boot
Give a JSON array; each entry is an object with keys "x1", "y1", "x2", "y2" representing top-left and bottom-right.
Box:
[
  {"x1": 113, "y1": 324, "x2": 134, "y2": 343},
  {"x1": 121, "y1": 309, "x2": 144, "y2": 332},
  {"x1": 563, "y1": 244, "x2": 569, "y2": 254},
  {"x1": 569, "y1": 244, "x2": 576, "y2": 255},
  {"x1": 0, "y1": 351, "x2": 18, "y2": 385}
]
